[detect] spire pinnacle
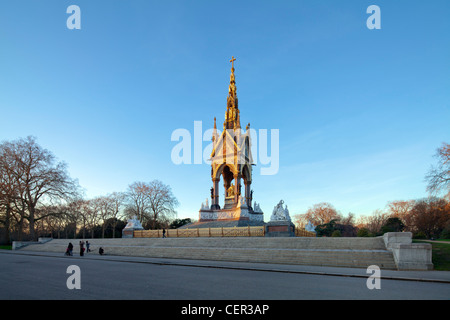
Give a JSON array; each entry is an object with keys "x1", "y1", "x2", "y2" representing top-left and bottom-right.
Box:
[
  {"x1": 230, "y1": 56, "x2": 236, "y2": 70},
  {"x1": 224, "y1": 56, "x2": 240, "y2": 130},
  {"x1": 228, "y1": 56, "x2": 237, "y2": 99}
]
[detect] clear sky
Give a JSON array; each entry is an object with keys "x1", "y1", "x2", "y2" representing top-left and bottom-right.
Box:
[{"x1": 1, "y1": 0, "x2": 449, "y2": 222}]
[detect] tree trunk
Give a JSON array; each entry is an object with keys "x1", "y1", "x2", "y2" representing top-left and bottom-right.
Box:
[
  {"x1": 28, "y1": 206, "x2": 36, "y2": 241},
  {"x1": 4, "y1": 204, "x2": 11, "y2": 244},
  {"x1": 112, "y1": 221, "x2": 116, "y2": 238}
]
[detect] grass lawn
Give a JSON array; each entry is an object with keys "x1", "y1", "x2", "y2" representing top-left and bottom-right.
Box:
[
  {"x1": 429, "y1": 242, "x2": 450, "y2": 271},
  {"x1": 0, "y1": 245, "x2": 12, "y2": 250},
  {"x1": 414, "y1": 240, "x2": 450, "y2": 271}
]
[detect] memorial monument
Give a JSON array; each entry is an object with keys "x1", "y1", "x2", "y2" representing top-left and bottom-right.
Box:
[
  {"x1": 265, "y1": 200, "x2": 296, "y2": 237},
  {"x1": 305, "y1": 221, "x2": 317, "y2": 234},
  {"x1": 196, "y1": 57, "x2": 264, "y2": 227},
  {"x1": 122, "y1": 215, "x2": 144, "y2": 238}
]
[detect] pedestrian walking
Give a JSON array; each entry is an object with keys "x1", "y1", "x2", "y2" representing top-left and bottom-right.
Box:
[
  {"x1": 162, "y1": 228, "x2": 166, "y2": 238},
  {"x1": 65, "y1": 242, "x2": 73, "y2": 256},
  {"x1": 79, "y1": 240, "x2": 85, "y2": 256},
  {"x1": 86, "y1": 241, "x2": 90, "y2": 253}
]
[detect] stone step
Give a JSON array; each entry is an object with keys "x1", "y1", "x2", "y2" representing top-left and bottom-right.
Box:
[
  {"x1": 19, "y1": 237, "x2": 397, "y2": 269},
  {"x1": 100, "y1": 247, "x2": 396, "y2": 269},
  {"x1": 29, "y1": 237, "x2": 387, "y2": 250},
  {"x1": 82, "y1": 246, "x2": 396, "y2": 268}
]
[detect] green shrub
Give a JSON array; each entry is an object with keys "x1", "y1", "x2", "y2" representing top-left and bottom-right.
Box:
[
  {"x1": 331, "y1": 230, "x2": 341, "y2": 237},
  {"x1": 381, "y1": 217, "x2": 405, "y2": 233},
  {"x1": 413, "y1": 231, "x2": 427, "y2": 239},
  {"x1": 440, "y1": 227, "x2": 450, "y2": 239},
  {"x1": 357, "y1": 228, "x2": 370, "y2": 237},
  {"x1": 315, "y1": 219, "x2": 338, "y2": 237}
]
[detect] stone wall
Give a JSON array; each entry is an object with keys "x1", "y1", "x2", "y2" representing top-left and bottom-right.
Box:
[
  {"x1": 16, "y1": 234, "x2": 434, "y2": 270},
  {"x1": 382, "y1": 232, "x2": 433, "y2": 270}
]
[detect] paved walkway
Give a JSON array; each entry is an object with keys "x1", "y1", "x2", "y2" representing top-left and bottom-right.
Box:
[
  {"x1": 419, "y1": 240, "x2": 450, "y2": 244},
  {"x1": 2, "y1": 249, "x2": 449, "y2": 284}
]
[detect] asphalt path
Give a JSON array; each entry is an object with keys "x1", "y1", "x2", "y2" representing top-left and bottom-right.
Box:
[{"x1": 0, "y1": 251, "x2": 449, "y2": 300}]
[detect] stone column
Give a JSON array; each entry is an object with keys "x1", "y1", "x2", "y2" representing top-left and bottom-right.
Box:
[
  {"x1": 245, "y1": 181, "x2": 251, "y2": 207},
  {"x1": 212, "y1": 178, "x2": 220, "y2": 209},
  {"x1": 234, "y1": 174, "x2": 240, "y2": 204}
]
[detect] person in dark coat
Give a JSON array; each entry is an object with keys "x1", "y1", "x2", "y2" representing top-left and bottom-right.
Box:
[
  {"x1": 66, "y1": 242, "x2": 73, "y2": 256},
  {"x1": 79, "y1": 240, "x2": 85, "y2": 256}
]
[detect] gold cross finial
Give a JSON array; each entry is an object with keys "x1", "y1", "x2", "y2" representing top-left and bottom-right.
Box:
[{"x1": 230, "y1": 56, "x2": 236, "y2": 69}]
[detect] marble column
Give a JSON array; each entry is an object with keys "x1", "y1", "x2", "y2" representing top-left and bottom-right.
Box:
[
  {"x1": 245, "y1": 181, "x2": 251, "y2": 207},
  {"x1": 234, "y1": 174, "x2": 240, "y2": 204},
  {"x1": 212, "y1": 178, "x2": 220, "y2": 209}
]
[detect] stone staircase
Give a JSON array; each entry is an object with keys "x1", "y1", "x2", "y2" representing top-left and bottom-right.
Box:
[{"x1": 19, "y1": 237, "x2": 397, "y2": 269}]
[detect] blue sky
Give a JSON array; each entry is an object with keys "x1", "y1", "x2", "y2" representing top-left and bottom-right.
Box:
[{"x1": 0, "y1": 0, "x2": 449, "y2": 221}]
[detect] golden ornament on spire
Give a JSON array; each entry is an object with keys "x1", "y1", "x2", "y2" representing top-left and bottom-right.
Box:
[
  {"x1": 230, "y1": 56, "x2": 236, "y2": 69},
  {"x1": 228, "y1": 56, "x2": 237, "y2": 99},
  {"x1": 224, "y1": 56, "x2": 240, "y2": 130}
]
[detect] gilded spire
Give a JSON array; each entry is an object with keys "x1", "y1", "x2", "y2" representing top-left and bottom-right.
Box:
[
  {"x1": 212, "y1": 117, "x2": 217, "y2": 142},
  {"x1": 228, "y1": 56, "x2": 237, "y2": 99},
  {"x1": 224, "y1": 56, "x2": 239, "y2": 130}
]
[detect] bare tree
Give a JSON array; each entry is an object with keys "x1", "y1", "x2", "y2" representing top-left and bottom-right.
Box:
[
  {"x1": 0, "y1": 137, "x2": 79, "y2": 240},
  {"x1": 108, "y1": 192, "x2": 125, "y2": 238},
  {"x1": 146, "y1": 180, "x2": 178, "y2": 229},
  {"x1": 92, "y1": 194, "x2": 125, "y2": 238},
  {"x1": 303, "y1": 202, "x2": 340, "y2": 226},
  {"x1": 409, "y1": 197, "x2": 450, "y2": 238},
  {"x1": 66, "y1": 199, "x2": 88, "y2": 239},
  {"x1": 91, "y1": 196, "x2": 110, "y2": 238},
  {"x1": 426, "y1": 142, "x2": 450, "y2": 195},
  {"x1": 359, "y1": 209, "x2": 389, "y2": 235},
  {"x1": 292, "y1": 213, "x2": 308, "y2": 229},
  {"x1": 84, "y1": 199, "x2": 101, "y2": 238},
  {"x1": 48, "y1": 205, "x2": 68, "y2": 239},
  {"x1": 385, "y1": 200, "x2": 415, "y2": 231},
  {"x1": 339, "y1": 212, "x2": 356, "y2": 226},
  {"x1": 126, "y1": 181, "x2": 151, "y2": 224},
  {"x1": 386, "y1": 200, "x2": 415, "y2": 218},
  {"x1": 125, "y1": 180, "x2": 178, "y2": 229},
  {"x1": 0, "y1": 143, "x2": 19, "y2": 242}
]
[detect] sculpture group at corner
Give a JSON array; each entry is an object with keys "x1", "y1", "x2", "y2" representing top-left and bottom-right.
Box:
[{"x1": 270, "y1": 200, "x2": 291, "y2": 222}]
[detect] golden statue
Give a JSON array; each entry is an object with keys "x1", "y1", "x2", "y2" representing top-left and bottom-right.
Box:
[{"x1": 227, "y1": 183, "x2": 235, "y2": 197}]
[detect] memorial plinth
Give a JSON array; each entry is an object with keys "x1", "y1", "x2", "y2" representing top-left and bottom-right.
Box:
[
  {"x1": 265, "y1": 200, "x2": 295, "y2": 237},
  {"x1": 122, "y1": 216, "x2": 144, "y2": 238},
  {"x1": 265, "y1": 221, "x2": 295, "y2": 237},
  {"x1": 199, "y1": 196, "x2": 264, "y2": 224}
]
